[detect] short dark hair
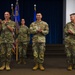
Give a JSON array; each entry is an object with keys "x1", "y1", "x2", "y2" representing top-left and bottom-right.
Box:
[
  {"x1": 70, "y1": 13, "x2": 75, "y2": 16},
  {"x1": 36, "y1": 13, "x2": 42, "y2": 15}
]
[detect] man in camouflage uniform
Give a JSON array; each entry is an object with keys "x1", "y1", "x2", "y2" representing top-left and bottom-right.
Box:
[
  {"x1": 30, "y1": 13, "x2": 49, "y2": 71},
  {"x1": 0, "y1": 19, "x2": 2, "y2": 57},
  {"x1": 17, "y1": 19, "x2": 30, "y2": 64},
  {"x1": 0, "y1": 12, "x2": 16, "y2": 71},
  {"x1": 64, "y1": 13, "x2": 75, "y2": 71}
]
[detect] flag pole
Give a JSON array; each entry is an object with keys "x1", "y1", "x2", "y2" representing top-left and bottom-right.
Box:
[
  {"x1": 34, "y1": 4, "x2": 36, "y2": 21},
  {"x1": 11, "y1": 4, "x2": 16, "y2": 54},
  {"x1": 11, "y1": 4, "x2": 15, "y2": 21},
  {"x1": 34, "y1": 4, "x2": 36, "y2": 11},
  {"x1": 11, "y1": 4, "x2": 14, "y2": 15},
  {"x1": 16, "y1": 0, "x2": 19, "y2": 62}
]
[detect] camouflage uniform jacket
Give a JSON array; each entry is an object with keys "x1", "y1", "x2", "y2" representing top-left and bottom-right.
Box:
[
  {"x1": 17, "y1": 25, "x2": 29, "y2": 43},
  {"x1": 64, "y1": 22, "x2": 75, "y2": 43},
  {"x1": 30, "y1": 21, "x2": 49, "y2": 43},
  {"x1": 1, "y1": 20, "x2": 16, "y2": 43}
]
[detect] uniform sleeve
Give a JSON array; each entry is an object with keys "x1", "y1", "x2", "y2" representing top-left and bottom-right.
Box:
[
  {"x1": 42, "y1": 23, "x2": 49, "y2": 35},
  {"x1": 11, "y1": 22, "x2": 16, "y2": 30},
  {"x1": 11, "y1": 22, "x2": 16, "y2": 33},
  {"x1": 27, "y1": 28, "x2": 30, "y2": 42},
  {"x1": 0, "y1": 21, "x2": 3, "y2": 31},
  {"x1": 27, "y1": 27, "x2": 30, "y2": 34},
  {"x1": 29, "y1": 23, "x2": 37, "y2": 34},
  {"x1": 64, "y1": 24, "x2": 69, "y2": 34},
  {"x1": 0, "y1": 24, "x2": 2, "y2": 31}
]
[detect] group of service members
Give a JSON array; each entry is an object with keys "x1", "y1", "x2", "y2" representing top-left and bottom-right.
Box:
[{"x1": 0, "y1": 11, "x2": 49, "y2": 71}]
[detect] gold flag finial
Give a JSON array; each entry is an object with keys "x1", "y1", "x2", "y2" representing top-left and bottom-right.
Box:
[
  {"x1": 16, "y1": 0, "x2": 19, "y2": 5},
  {"x1": 34, "y1": 4, "x2": 36, "y2": 11},
  {"x1": 11, "y1": 4, "x2": 14, "y2": 15}
]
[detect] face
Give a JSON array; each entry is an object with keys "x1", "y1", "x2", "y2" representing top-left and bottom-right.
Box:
[
  {"x1": 4, "y1": 12, "x2": 10, "y2": 20},
  {"x1": 36, "y1": 13, "x2": 42, "y2": 20},
  {"x1": 70, "y1": 15, "x2": 75, "y2": 22},
  {"x1": 0, "y1": 19, "x2": 2, "y2": 24},
  {"x1": 21, "y1": 19, "x2": 25, "y2": 25}
]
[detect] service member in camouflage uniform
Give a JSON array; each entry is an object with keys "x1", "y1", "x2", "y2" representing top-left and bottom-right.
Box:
[
  {"x1": 0, "y1": 19, "x2": 2, "y2": 57},
  {"x1": 17, "y1": 19, "x2": 30, "y2": 64},
  {"x1": 30, "y1": 13, "x2": 49, "y2": 71},
  {"x1": 0, "y1": 12, "x2": 16, "y2": 71},
  {"x1": 64, "y1": 13, "x2": 75, "y2": 71}
]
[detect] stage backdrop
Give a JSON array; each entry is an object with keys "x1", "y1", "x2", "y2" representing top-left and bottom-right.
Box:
[{"x1": 0, "y1": 0, "x2": 63, "y2": 44}]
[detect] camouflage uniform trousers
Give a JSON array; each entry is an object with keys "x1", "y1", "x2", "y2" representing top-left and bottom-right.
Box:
[
  {"x1": 0, "y1": 43, "x2": 13, "y2": 63},
  {"x1": 18, "y1": 42, "x2": 27, "y2": 59},
  {"x1": 32, "y1": 42, "x2": 45, "y2": 64},
  {"x1": 65, "y1": 39, "x2": 75, "y2": 65},
  {"x1": 0, "y1": 44, "x2": 1, "y2": 62}
]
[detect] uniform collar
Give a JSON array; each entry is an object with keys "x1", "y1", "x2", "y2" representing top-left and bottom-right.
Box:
[
  {"x1": 21, "y1": 25, "x2": 26, "y2": 27},
  {"x1": 36, "y1": 20, "x2": 42, "y2": 23},
  {"x1": 3, "y1": 19, "x2": 11, "y2": 23},
  {"x1": 71, "y1": 21, "x2": 75, "y2": 26},
  {"x1": 21, "y1": 25, "x2": 25, "y2": 26}
]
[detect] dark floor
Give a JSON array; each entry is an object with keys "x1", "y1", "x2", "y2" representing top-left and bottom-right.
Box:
[{"x1": 0, "y1": 57, "x2": 75, "y2": 75}]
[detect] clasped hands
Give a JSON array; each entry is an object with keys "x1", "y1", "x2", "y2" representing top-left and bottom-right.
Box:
[
  {"x1": 68, "y1": 30, "x2": 73, "y2": 34},
  {"x1": 37, "y1": 29, "x2": 42, "y2": 33}
]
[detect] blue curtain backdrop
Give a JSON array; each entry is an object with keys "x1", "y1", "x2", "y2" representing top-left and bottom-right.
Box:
[{"x1": 0, "y1": 0, "x2": 63, "y2": 44}]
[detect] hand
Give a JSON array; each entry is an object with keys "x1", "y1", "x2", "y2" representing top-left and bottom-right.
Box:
[
  {"x1": 0, "y1": 19, "x2": 2, "y2": 24},
  {"x1": 5, "y1": 23, "x2": 8, "y2": 26},
  {"x1": 16, "y1": 39, "x2": 18, "y2": 43},
  {"x1": 37, "y1": 29, "x2": 42, "y2": 33},
  {"x1": 4, "y1": 21, "x2": 8, "y2": 26},
  {"x1": 68, "y1": 30, "x2": 73, "y2": 34}
]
